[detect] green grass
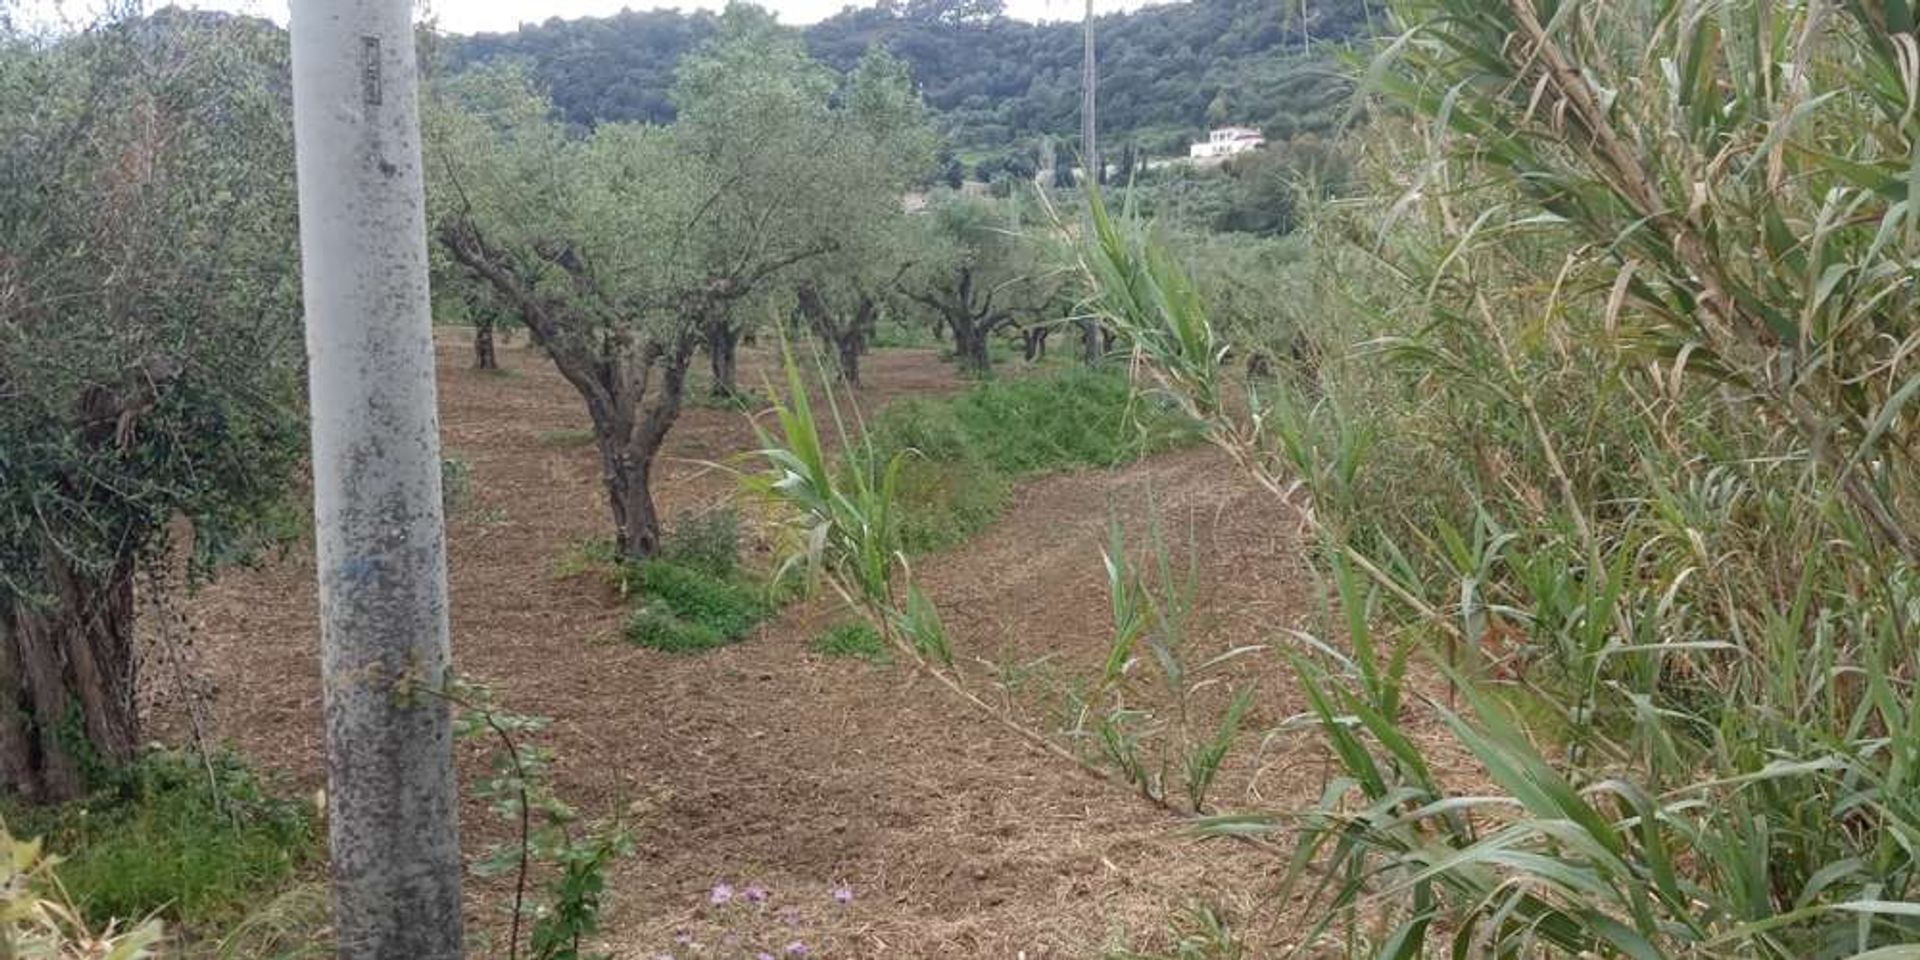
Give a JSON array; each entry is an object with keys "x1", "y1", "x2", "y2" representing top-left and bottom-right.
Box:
[
  {"x1": 623, "y1": 607, "x2": 728, "y2": 652},
  {"x1": 552, "y1": 537, "x2": 619, "y2": 581},
  {"x1": 864, "y1": 369, "x2": 1193, "y2": 551},
  {"x1": 868, "y1": 323, "x2": 941, "y2": 350},
  {"x1": 811, "y1": 622, "x2": 888, "y2": 661},
  {"x1": 865, "y1": 397, "x2": 1011, "y2": 552},
  {"x1": 1, "y1": 750, "x2": 314, "y2": 932},
  {"x1": 621, "y1": 559, "x2": 770, "y2": 653}
]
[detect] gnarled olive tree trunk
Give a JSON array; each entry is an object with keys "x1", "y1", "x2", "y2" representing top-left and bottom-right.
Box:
[
  {"x1": 1022, "y1": 324, "x2": 1050, "y2": 362},
  {"x1": 1079, "y1": 315, "x2": 1103, "y2": 366},
  {"x1": 705, "y1": 314, "x2": 741, "y2": 399},
  {"x1": 0, "y1": 553, "x2": 137, "y2": 803},
  {"x1": 1, "y1": 362, "x2": 176, "y2": 803},
  {"x1": 906, "y1": 265, "x2": 1015, "y2": 376},
  {"x1": 795, "y1": 282, "x2": 877, "y2": 388},
  {"x1": 949, "y1": 316, "x2": 994, "y2": 374},
  {"x1": 473, "y1": 318, "x2": 497, "y2": 370},
  {"x1": 597, "y1": 338, "x2": 694, "y2": 560}
]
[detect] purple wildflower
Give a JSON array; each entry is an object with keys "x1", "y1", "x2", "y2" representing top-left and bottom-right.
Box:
[
  {"x1": 744, "y1": 883, "x2": 770, "y2": 903},
  {"x1": 673, "y1": 930, "x2": 694, "y2": 946},
  {"x1": 786, "y1": 941, "x2": 810, "y2": 956},
  {"x1": 756, "y1": 953, "x2": 776, "y2": 960},
  {"x1": 831, "y1": 883, "x2": 854, "y2": 905},
  {"x1": 709, "y1": 882, "x2": 735, "y2": 905}
]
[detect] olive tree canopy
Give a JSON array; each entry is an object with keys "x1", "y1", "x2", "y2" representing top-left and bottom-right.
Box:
[{"x1": 0, "y1": 10, "x2": 303, "y2": 801}]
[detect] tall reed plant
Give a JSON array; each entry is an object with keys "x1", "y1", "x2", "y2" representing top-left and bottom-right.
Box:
[{"x1": 1067, "y1": 2, "x2": 1920, "y2": 953}]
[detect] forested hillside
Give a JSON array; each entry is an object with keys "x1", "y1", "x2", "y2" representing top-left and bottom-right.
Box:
[{"x1": 443, "y1": 0, "x2": 1375, "y2": 163}]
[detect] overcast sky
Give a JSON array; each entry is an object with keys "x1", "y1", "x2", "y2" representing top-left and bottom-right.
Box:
[{"x1": 20, "y1": 0, "x2": 1150, "y2": 34}]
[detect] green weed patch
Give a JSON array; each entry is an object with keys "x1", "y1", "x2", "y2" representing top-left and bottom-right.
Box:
[{"x1": 1, "y1": 750, "x2": 314, "y2": 932}]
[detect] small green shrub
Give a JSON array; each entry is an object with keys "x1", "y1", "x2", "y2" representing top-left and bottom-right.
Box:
[
  {"x1": 865, "y1": 396, "x2": 975, "y2": 461},
  {"x1": 443, "y1": 678, "x2": 632, "y2": 960},
  {"x1": 659, "y1": 508, "x2": 740, "y2": 579},
  {"x1": 889, "y1": 457, "x2": 1011, "y2": 552},
  {"x1": 634, "y1": 560, "x2": 766, "y2": 636},
  {"x1": 1, "y1": 750, "x2": 313, "y2": 931},
  {"x1": 953, "y1": 370, "x2": 1175, "y2": 472},
  {"x1": 620, "y1": 560, "x2": 768, "y2": 652},
  {"x1": 811, "y1": 622, "x2": 888, "y2": 661},
  {"x1": 440, "y1": 456, "x2": 472, "y2": 514}
]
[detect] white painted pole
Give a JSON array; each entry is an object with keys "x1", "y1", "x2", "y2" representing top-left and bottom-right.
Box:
[{"x1": 288, "y1": 2, "x2": 464, "y2": 957}]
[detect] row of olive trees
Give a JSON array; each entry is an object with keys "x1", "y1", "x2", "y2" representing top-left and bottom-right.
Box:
[
  {"x1": 0, "y1": 0, "x2": 961, "y2": 805},
  {"x1": 426, "y1": 8, "x2": 939, "y2": 561}
]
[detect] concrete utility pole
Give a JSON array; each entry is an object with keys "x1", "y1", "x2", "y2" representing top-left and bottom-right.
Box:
[{"x1": 288, "y1": 1, "x2": 464, "y2": 957}]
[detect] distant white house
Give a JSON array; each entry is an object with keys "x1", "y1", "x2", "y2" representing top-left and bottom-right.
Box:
[{"x1": 1189, "y1": 126, "x2": 1266, "y2": 160}]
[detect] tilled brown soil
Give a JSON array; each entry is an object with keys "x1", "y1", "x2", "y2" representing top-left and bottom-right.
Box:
[{"x1": 172, "y1": 335, "x2": 1410, "y2": 957}]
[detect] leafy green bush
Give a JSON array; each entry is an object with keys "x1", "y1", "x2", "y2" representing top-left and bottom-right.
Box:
[
  {"x1": 811, "y1": 622, "x2": 888, "y2": 661},
  {"x1": 1, "y1": 750, "x2": 313, "y2": 932},
  {"x1": 865, "y1": 395, "x2": 976, "y2": 463},
  {"x1": 442, "y1": 679, "x2": 632, "y2": 960},
  {"x1": 942, "y1": 369, "x2": 1156, "y2": 473},
  {"x1": 887, "y1": 457, "x2": 1011, "y2": 552}
]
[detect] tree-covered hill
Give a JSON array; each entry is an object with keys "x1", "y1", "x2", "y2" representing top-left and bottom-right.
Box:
[{"x1": 443, "y1": 0, "x2": 1376, "y2": 163}]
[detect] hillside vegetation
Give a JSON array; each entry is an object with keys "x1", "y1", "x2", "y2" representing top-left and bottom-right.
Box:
[{"x1": 442, "y1": 0, "x2": 1374, "y2": 163}]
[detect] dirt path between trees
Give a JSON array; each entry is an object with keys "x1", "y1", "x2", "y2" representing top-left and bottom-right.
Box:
[{"x1": 175, "y1": 336, "x2": 1383, "y2": 957}]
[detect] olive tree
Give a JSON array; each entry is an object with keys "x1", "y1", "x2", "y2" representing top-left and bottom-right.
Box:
[
  {"x1": 431, "y1": 72, "x2": 705, "y2": 561},
  {"x1": 0, "y1": 12, "x2": 302, "y2": 801},
  {"x1": 670, "y1": 8, "x2": 844, "y2": 399},
  {"x1": 789, "y1": 47, "x2": 937, "y2": 387},
  {"x1": 899, "y1": 196, "x2": 1040, "y2": 375}
]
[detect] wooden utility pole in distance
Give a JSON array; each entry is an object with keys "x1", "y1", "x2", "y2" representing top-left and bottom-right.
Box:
[
  {"x1": 1080, "y1": 0, "x2": 1105, "y2": 366},
  {"x1": 1081, "y1": 0, "x2": 1098, "y2": 185},
  {"x1": 288, "y1": 0, "x2": 465, "y2": 956}
]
